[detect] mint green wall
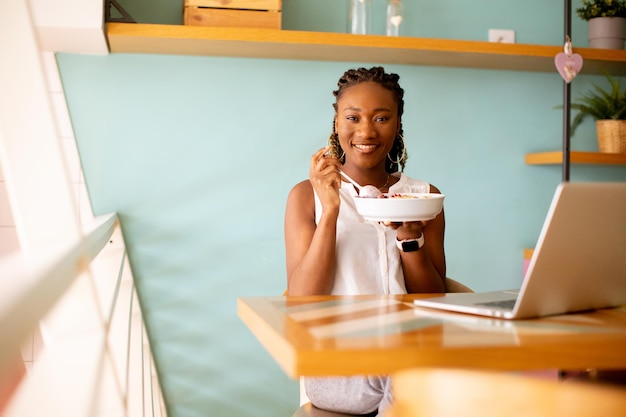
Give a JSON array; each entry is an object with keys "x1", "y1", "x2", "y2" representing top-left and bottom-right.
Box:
[{"x1": 58, "y1": 2, "x2": 626, "y2": 417}]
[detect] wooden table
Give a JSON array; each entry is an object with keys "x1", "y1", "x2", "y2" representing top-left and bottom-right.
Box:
[{"x1": 237, "y1": 294, "x2": 626, "y2": 379}]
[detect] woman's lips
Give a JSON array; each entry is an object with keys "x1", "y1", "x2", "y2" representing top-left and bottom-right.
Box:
[{"x1": 353, "y1": 143, "x2": 379, "y2": 153}]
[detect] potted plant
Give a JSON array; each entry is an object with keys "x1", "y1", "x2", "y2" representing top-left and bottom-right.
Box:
[
  {"x1": 570, "y1": 73, "x2": 626, "y2": 153},
  {"x1": 576, "y1": 0, "x2": 626, "y2": 49}
]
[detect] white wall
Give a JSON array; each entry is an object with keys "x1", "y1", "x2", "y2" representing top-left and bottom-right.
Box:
[
  {"x1": 28, "y1": 0, "x2": 108, "y2": 54},
  {"x1": 1, "y1": 6, "x2": 167, "y2": 416},
  {"x1": 0, "y1": 0, "x2": 104, "y2": 373},
  {"x1": 0, "y1": 168, "x2": 19, "y2": 257}
]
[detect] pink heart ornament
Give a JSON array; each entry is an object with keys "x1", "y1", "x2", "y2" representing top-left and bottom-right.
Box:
[{"x1": 554, "y1": 52, "x2": 583, "y2": 83}]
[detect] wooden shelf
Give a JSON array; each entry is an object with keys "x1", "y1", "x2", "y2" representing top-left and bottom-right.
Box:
[
  {"x1": 525, "y1": 151, "x2": 626, "y2": 165},
  {"x1": 107, "y1": 23, "x2": 626, "y2": 75}
]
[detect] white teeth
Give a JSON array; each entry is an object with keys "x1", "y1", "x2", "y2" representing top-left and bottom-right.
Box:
[{"x1": 354, "y1": 144, "x2": 377, "y2": 150}]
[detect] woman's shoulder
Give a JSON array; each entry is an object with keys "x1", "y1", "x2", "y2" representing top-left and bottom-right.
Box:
[
  {"x1": 287, "y1": 179, "x2": 315, "y2": 205},
  {"x1": 393, "y1": 173, "x2": 436, "y2": 193},
  {"x1": 289, "y1": 179, "x2": 313, "y2": 195},
  {"x1": 429, "y1": 183, "x2": 442, "y2": 194}
]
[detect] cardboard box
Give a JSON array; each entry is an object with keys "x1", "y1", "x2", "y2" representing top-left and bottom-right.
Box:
[{"x1": 184, "y1": 0, "x2": 282, "y2": 29}]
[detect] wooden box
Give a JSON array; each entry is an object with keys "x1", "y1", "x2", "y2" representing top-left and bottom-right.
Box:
[{"x1": 184, "y1": 0, "x2": 282, "y2": 29}]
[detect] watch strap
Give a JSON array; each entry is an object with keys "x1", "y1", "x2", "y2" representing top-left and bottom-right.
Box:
[{"x1": 396, "y1": 234, "x2": 425, "y2": 252}]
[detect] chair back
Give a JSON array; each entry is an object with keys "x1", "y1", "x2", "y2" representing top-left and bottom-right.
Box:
[
  {"x1": 445, "y1": 277, "x2": 473, "y2": 293},
  {"x1": 387, "y1": 368, "x2": 626, "y2": 417}
]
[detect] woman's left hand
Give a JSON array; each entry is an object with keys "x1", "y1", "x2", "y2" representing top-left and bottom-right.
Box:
[{"x1": 382, "y1": 220, "x2": 427, "y2": 240}]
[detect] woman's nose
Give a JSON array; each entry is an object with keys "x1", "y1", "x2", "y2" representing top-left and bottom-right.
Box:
[{"x1": 357, "y1": 120, "x2": 376, "y2": 137}]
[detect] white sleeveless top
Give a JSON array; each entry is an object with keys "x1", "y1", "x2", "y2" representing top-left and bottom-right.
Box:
[{"x1": 314, "y1": 172, "x2": 431, "y2": 295}]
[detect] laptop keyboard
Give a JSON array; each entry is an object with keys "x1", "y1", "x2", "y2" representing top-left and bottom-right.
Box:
[{"x1": 476, "y1": 299, "x2": 517, "y2": 310}]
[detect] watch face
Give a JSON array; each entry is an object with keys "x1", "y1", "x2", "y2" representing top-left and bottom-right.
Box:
[{"x1": 401, "y1": 240, "x2": 420, "y2": 252}]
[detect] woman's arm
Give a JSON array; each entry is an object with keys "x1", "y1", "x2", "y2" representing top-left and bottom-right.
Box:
[
  {"x1": 284, "y1": 148, "x2": 342, "y2": 295},
  {"x1": 392, "y1": 184, "x2": 447, "y2": 293}
]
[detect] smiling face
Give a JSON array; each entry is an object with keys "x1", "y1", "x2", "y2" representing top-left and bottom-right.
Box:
[{"x1": 335, "y1": 81, "x2": 400, "y2": 171}]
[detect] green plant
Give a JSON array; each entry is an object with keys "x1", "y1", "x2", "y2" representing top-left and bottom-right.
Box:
[
  {"x1": 576, "y1": 0, "x2": 626, "y2": 20},
  {"x1": 570, "y1": 74, "x2": 626, "y2": 136}
]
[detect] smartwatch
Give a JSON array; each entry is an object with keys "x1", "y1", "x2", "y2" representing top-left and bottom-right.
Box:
[{"x1": 396, "y1": 234, "x2": 425, "y2": 253}]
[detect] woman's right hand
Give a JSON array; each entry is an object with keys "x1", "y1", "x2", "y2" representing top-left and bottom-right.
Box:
[
  {"x1": 309, "y1": 146, "x2": 342, "y2": 215},
  {"x1": 284, "y1": 147, "x2": 342, "y2": 295}
]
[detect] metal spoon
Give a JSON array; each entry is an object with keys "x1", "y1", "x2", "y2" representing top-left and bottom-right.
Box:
[{"x1": 339, "y1": 171, "x2": 382, "y2": 198}]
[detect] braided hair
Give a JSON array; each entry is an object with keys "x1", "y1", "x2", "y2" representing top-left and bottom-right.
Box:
[{"x1": 328, "y1": 66, "x2": 408, "y2": 173}]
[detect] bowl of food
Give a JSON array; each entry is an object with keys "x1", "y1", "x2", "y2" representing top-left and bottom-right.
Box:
[{"x1": 353, "y1": 193, "x2": 445, "y2": 222}]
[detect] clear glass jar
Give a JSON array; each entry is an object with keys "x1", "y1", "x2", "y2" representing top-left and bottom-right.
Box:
[
  {"x1": 386, "y1": 0, "x2": 404, "y2": 36},
  {"x1": 350, "y1": 0, "x2": 372, "y2": 35}
]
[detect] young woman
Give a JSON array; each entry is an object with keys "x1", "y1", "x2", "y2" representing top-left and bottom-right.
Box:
[{"x1": 284, "y1": 67, "x2": 446, "y2": 415}]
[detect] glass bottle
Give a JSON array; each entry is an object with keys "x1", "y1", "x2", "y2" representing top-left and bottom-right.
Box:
[
  {"x1": 386, "y1": 0, "x2": 404, "y2": 37},
  {"x1": 350, "y1": 0, "x2": 372, "y2": 35}
]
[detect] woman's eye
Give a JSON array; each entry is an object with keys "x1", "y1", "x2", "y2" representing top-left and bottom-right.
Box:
[
  {"x1": 376, "y1": 116, "x2": 389, "y2": 122},
  {"x1": 346, "y1": 115, "x2": 358, "y2": 121}
]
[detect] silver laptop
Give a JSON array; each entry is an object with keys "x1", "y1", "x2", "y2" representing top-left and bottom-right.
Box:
[{"x1": 414, "y1": 182, "x2": 626, "y2": 320}]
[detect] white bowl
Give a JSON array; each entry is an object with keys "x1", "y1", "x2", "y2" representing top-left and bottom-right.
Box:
[{"x1": 353, "y1": 193, "x2": 445, "y2": 222}]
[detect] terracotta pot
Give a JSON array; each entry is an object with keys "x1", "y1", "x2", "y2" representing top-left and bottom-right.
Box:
[
  {"x1": 588, "y1": 17, "x2": 626, "y2": 49},
  {"x1": 596, "y1": 120, "x2": 626, "y2": 153}
]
